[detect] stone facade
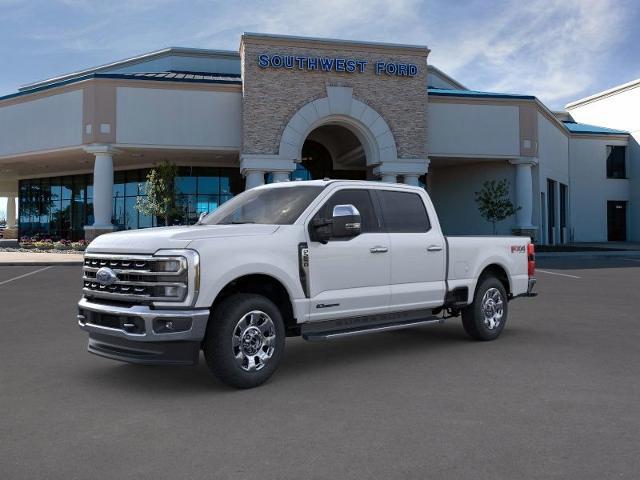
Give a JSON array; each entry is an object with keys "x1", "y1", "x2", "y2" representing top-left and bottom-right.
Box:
[{"x1": 240, "y1": 34, "x2": 429, "y2": 162}]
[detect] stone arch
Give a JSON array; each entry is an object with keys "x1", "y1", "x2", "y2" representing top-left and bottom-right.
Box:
[{"x1": 278, "y1": 86, "x2": 398, "y2": 167}]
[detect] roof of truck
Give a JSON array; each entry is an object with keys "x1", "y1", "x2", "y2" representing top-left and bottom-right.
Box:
[{"x1": 256, "y1": 179, "x2": 425, "y2": 192}]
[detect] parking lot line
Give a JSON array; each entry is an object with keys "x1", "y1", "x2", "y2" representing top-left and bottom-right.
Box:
[
  {"x1": 536, "y1": 269, "x2": 581, "y2": 279},
  {"x1": 0, "y1": 266, "x2": 52, "y2": 286}
]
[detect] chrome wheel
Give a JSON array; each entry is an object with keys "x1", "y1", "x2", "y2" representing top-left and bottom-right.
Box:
[
  {"x1": 232, "y1": 310, "x2": 276, "y2": 372},
  {"x1": 481, "y1": 287, "x2": 504, "y2": 330}
]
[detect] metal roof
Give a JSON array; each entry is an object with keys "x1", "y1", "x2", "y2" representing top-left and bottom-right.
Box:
[
  {"x1": 428, "y1": 87, "x2": 535, "y2": 100},
  {"x1": 562, "y1": 121, "x2": 628, "y2": 135},
  {"x1": 0, "y1": 71, "x2": 241, "y2": 103},
  {"x1": 19, "y1": 47, "x2": 240, "y2": 92},
  {"x1": 110, "y1": 71, "x2": 241, "y2": 82}
]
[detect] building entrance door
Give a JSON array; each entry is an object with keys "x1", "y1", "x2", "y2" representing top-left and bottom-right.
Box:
[
  {"x1": 607, "y1": 201, "x2": 627, "y2": 241},
  {"x1": 547, "y1": 179, "x2": 556, "y2": 244},
  {"x1": 299, "y1": 124, "x2": 368, "y2": 181}
]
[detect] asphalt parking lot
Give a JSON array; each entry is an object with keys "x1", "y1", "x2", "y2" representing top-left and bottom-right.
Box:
[{"x1": 1, "y1": 257, "x2": 639, "y2": 479}]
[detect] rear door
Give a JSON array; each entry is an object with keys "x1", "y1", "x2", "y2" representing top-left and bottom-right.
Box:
[
  {"x1": 376, "y1": 189, "x2": 446, "y2": 311},
  {"x1": 607, "y1": 201, "x2": 627, "y2": 241},
  {"x1": 305, "y1": 188, "x2": 391, "y2": 321}
]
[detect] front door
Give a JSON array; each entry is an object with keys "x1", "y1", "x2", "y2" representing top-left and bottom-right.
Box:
[
  {"x1": 376, "y1": 189, "x2": 447, "y2": 310},
  {"x1": 306, "y1": 188, "x2": 390, "y2": 321},
  {"x1": 607, "y1": 201, "x2": 627, "y2": 241}
]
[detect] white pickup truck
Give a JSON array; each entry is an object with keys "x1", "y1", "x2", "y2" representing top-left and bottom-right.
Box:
[{"x1": 78, "y1": 180, "x2": 536, "y2": 388}]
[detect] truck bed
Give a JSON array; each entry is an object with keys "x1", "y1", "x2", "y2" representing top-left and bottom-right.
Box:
[{"x1": 445, "y1": 236, "x2": 531, "y2": 299}]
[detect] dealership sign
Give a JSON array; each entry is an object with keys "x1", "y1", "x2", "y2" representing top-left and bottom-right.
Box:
[{"x1": 257, "y1": 53, "x2": 418, "y2": 77}]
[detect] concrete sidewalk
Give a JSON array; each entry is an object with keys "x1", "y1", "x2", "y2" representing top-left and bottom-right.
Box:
[{"x1": 0, "y1": 251, "x2": 83, "y2": 266}]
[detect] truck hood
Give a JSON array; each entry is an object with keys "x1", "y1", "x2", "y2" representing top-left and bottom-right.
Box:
[{"x1": 86, "y1": 224, "x2": 280, "y2": 254}]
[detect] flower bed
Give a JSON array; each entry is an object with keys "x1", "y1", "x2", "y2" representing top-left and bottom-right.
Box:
[{"x1": 2, "y1": 237, "x2": 89, "y2": 254}]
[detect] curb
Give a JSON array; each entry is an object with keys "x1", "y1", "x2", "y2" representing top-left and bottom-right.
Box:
[{"x1": 537, "y1": 251, "x2": 640, "y2": 258}]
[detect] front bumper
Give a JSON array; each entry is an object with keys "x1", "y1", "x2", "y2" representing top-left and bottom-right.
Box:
[{"x1": 78, "y1": 297, "x2": 210, "y2": 365}]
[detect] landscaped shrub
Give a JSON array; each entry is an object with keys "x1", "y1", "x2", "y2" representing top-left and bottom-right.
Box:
[
  {"x1": 14, "y1": 236, "x2": 87, "y2": 251},
  {"x1": 70, "y1": 240, "x2": 88, "y2": 251}
]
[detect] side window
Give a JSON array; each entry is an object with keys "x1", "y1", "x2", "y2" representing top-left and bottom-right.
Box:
[
  {"x1": 377, "y1": 190, "x2": 431, "y2": 233},
  {"x1": 315, "y1": 189, "x2": 380, "y2": 233},
  {"x1": 606, "y1": 145, "x2": 626, "y2": 179}
]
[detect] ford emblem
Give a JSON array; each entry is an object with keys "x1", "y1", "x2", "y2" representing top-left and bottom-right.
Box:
[{"x1": 95, "y1": 267, "x2": 118, "y2": 286}]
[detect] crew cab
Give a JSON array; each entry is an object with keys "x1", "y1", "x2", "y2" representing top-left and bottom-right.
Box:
[{"x1": 78, "y1": 180, "x2": 536, "y2": 388}]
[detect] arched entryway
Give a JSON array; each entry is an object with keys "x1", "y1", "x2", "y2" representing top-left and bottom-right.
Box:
[
  {"x1": 241, "y1": 86, "x2": 428, "y2": 189},
  {"x1": 297, "y1": 124, "x2": 369, "y2": 180}
]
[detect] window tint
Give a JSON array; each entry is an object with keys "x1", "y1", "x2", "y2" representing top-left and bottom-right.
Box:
[
  {"x1": 377, "y1": 190, "x2": 430, "y2": 233},
  {"x1": 316, "y1": 189, "x2": 380, "y2": 233},
  {"x1": 606, "y1": 146, "x2": 626, "y2": 179}
]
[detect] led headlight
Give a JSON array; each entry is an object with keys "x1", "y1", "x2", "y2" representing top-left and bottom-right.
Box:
[
  {"x1": 155, "y1": 259, "x2": 184, "y2": 273},
  {"x1": 151, "y1": 249, "x2": 200, "y2": 308}
]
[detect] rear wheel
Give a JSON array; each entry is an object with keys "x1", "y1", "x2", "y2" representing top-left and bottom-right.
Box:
[
  {"x1": 461, "y1": 276, "x2": 508, "y2": 341},
  {"x1": 204, "y1": 293, "x2": 285, "y2": 388}
]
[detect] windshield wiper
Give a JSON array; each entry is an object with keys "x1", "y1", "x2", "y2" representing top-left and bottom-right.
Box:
[{"x1": 230, "y1": 220, "x2": 256, "y2": 224}]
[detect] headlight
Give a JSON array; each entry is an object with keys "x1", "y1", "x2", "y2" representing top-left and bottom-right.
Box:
[
  {"x1": 151, "y1": 249, "x2": 200, "y2": 308},
  {"x1": 155, "y1": 258, "x2": 184, "y2": 273}
]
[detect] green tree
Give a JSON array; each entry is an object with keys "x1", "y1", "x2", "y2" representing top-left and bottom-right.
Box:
[
  {"x1": 474, "y1": 179, "x2": 520, "y2": 234},
  {"x1": 135, "y1": 161, "x2": 178, "y2": 226}
]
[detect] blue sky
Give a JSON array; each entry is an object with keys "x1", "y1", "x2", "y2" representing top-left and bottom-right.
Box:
[
  {"x1": 1, "y1": 0, "x2": 639, "y2": 216},
  {"x1": 1, "y1": 0, "x2": 639, "y2": 108}
]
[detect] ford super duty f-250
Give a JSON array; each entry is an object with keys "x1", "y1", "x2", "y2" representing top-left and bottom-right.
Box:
[{"x1": 78, "y1": 180, "x2": 536, "y2": 388}]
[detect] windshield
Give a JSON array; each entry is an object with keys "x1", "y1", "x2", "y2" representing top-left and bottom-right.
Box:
[{"x1": 200, "y1": 185, "x2": 325, "y2": 225}]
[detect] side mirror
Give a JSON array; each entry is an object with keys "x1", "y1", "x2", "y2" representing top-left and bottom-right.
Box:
[
  {"x1": 197, "y1": 211, "x2": 208, "y2": 223},
  {"x1": 331, "y1": 204, "x2": 361, "y2": 238}
]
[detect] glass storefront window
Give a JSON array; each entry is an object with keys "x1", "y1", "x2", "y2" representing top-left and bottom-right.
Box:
[{"x1": 18, "y1": 166, "x2": 243, "y2": 240}]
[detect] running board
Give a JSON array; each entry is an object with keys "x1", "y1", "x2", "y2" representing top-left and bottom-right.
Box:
[{"x1": 302, "y1": 317, "x2": 444, "y2": 342}]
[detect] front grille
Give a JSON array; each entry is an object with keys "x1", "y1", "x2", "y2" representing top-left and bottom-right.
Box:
[{"x1": 83, "y1": 254, "x2": 188, "y2": 304}]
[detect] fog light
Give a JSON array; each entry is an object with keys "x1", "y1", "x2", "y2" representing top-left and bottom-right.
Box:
[{"x1": 153, "y1": 317, "x2": 192, "y2": 333}]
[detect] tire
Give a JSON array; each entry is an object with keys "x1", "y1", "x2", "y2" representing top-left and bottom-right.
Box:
[
  {"x1": 461, "y1": 276, "x2": 508, "y2": 341},
  {"x1": 203, "y1": 293, "x2": 286, "y2": 389}
]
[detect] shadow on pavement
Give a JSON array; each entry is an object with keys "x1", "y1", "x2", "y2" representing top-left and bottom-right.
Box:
[{"x1": 74, "y1": 322, "x2": 534, "y2": 392}]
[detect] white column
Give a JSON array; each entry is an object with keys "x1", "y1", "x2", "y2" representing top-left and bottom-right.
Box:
[
  {"x1": 6, "y1": 195, "x2": 16, "y2": 229},
  {"x1": 271, "y1": 171, "x2": 290, "y2": 183},
  {"x1": 403, "y1": 174, "x2": 420, "y2": 187},
  {"x1": 509, "y1": 158, "x2": 537, "y2": 229},
  {"x1": 244, "y1": 170, "x2": 265, "y2": 190},
  {"x1": 84, "y1": 145, "x2": 117, "y2": 233},
  {"x1": 381, "y1": 174, "x2": 397, "y2": 183}
]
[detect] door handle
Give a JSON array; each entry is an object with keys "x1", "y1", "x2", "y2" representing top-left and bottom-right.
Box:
[
  {"x1": 370, "y1": 246, "x2": 389, "y2": 254},
  {"x1": 427, "y1": 245, "x2": 443, "y2": 252}
]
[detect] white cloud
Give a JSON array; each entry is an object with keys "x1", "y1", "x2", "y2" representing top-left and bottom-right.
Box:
[
  {"x1": 185, "y1": 0, "x2": 632, "y2": 107},
  {"x1": 5, "y1": 0, "x2": 635, "y2": 109},
  {"x1": 424, "y1": 0, "x2": 631, "y2": 107}
]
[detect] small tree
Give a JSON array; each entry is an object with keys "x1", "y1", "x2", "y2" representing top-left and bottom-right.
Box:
[
  {"x1": 474, "y1": 179, "x2": 520, "y2": 234},
  {"x1": 135, "y1": 161, "x2": 178, "y2": 226}
]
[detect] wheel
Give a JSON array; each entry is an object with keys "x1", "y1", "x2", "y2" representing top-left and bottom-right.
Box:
[
  {"x1": 461, "y1": 276, "x2": 508, "y2": 341},
  {"x1": 203, "y1": 293, "x2": 285, "y2": 388}
]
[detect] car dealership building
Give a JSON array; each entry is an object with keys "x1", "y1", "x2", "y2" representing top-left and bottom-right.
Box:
[{"x1": 0, "y1": 33, "x2": 636, "y2": 243}]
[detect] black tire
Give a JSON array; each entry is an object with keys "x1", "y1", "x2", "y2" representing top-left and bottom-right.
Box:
[
  {"x1": 203, "y1": 293, "x2": 285, "y2": 389},
  {"x1": 461, "y1": 276, "x2": 508, "y2": 341}
]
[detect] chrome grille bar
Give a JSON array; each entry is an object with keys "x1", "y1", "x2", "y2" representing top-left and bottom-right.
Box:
[{"x1": 82, "y1": 253, "x2": 189, "y2": 304}]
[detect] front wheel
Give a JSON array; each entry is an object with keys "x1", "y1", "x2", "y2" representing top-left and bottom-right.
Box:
[
  {"x1": 203, "y1": 293, "x2": 285, "y2": 388},
  {"x1": 461, "y1": 276, "x2": 508, "y2": 341}
]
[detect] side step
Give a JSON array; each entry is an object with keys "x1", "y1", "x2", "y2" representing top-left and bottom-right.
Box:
[{"x1": 302, "y1": 317, "x2": 444, "y2": 342}]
